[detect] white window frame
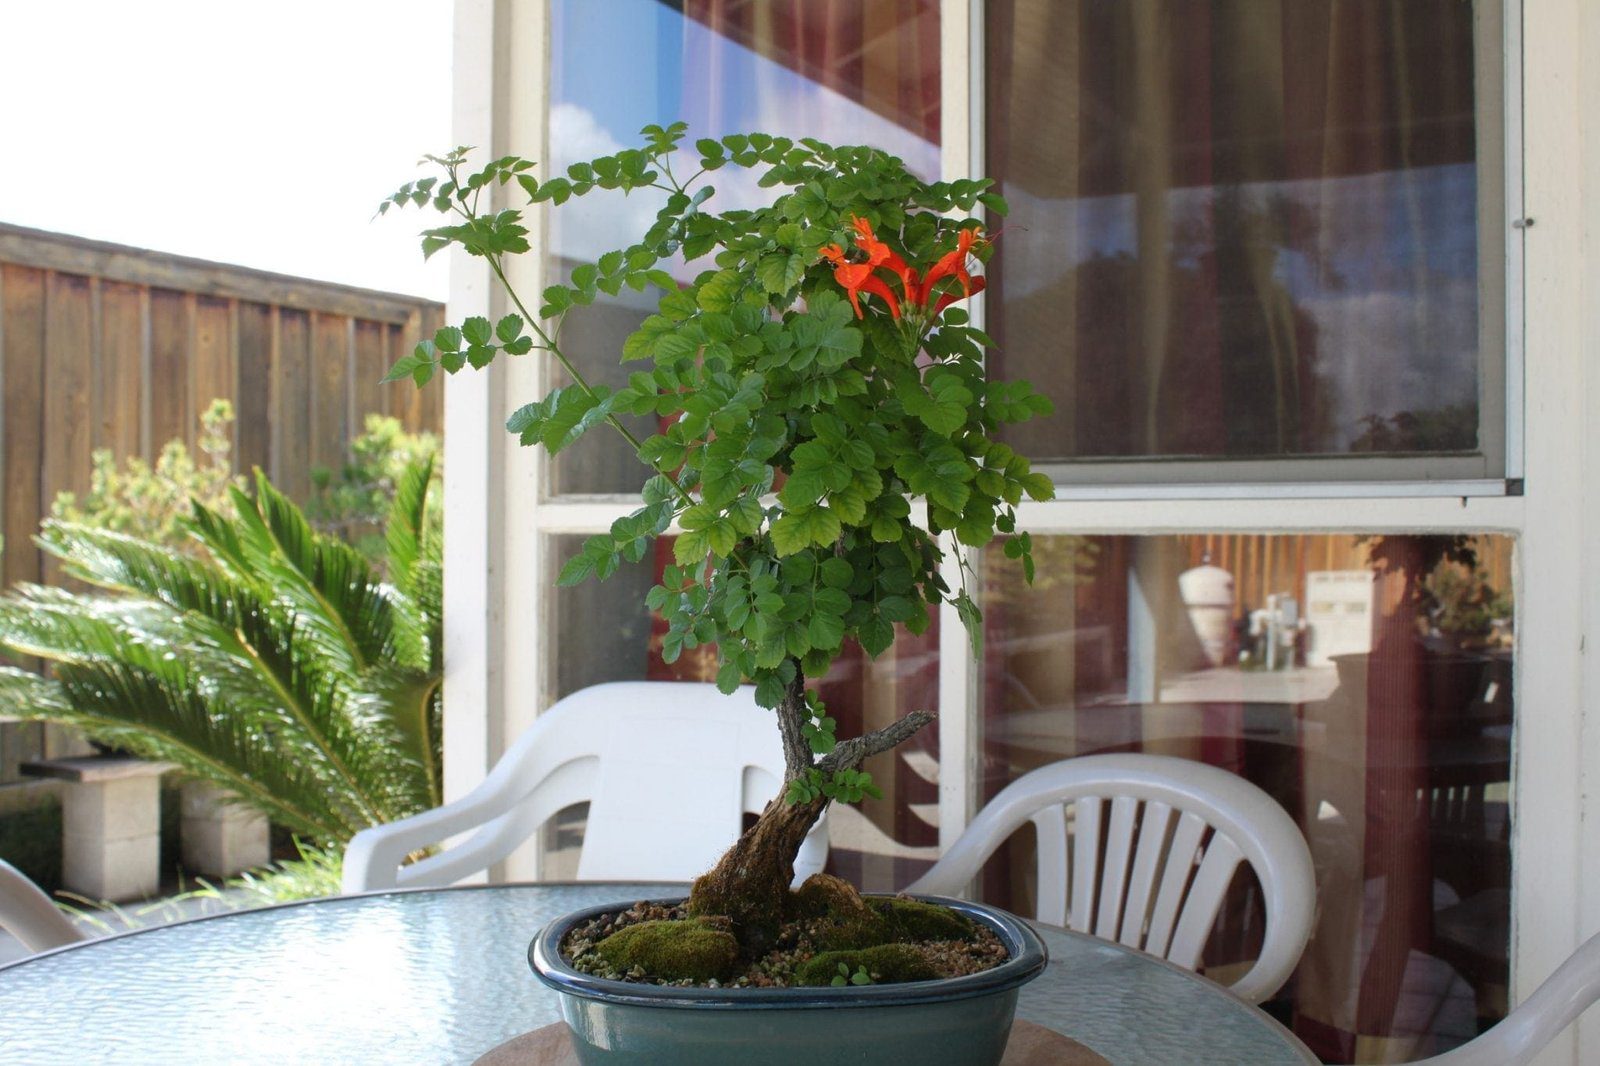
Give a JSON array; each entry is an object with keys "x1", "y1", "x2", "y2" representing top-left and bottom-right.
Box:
[{"x1": 450, "y1": 2, "x2": 1600, "y2": 1058}]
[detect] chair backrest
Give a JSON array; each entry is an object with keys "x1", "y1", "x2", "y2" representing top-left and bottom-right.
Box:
[
  {"x1": 0, "y1": 859, "x2": 82, "y2": 953},
  {"x1": 343, "y1": 682, "x2": 827, "y2": 892},
  {"x1": 1410, "y1": 929, "x2": 1600, "y2": 1066},
  {"x1": 904, "y1": 753, "x2": 1314, "y2": 1003}
]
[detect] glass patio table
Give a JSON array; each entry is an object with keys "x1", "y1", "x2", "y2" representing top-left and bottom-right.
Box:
[{"x1": 0, "y1": 883, "x2": 1317, "y2": 1064}]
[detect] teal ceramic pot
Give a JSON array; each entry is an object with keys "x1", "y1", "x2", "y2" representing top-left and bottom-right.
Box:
[{"x1": 529, "y1": 894, "x2": 1047, "y2": 1066}]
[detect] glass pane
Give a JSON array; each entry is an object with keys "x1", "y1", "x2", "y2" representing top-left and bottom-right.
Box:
[
  {"x1": 547, "y1": 0, "x2": 942, "y2": 494},
  {"x1": 985, "y1": 1, "x2": 1498, "y2": 468},
  {"x1": 982, "y1": 532, "x2": 1514, "y2": 1063},
  {"x1": 545, "y1": 534, "x2": 939, "y2": 893}
]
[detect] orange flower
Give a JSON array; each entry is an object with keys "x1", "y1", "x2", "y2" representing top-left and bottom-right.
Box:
[
  {"x1": 920, "y1": 226, "x2": 983, "y2": 307},
  {"x1": 821, "y1": 243, "x2": 902, "y2": 319},
  {"x1": 932, "y1": 274, "x2": 985, "y2": 316},
  {"x1": 850, "y1": 216, "x2": 919, "y2": 305},
  {"x1": 818, "y1": 222, "x2": 984, "y2": 322}
]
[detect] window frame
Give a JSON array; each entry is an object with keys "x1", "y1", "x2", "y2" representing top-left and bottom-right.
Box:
[{"x1": 971, "y1": 0, "x2": 1523, "y2": 494}]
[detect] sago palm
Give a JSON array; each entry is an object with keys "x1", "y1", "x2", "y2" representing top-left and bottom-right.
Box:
[{"x1": 0, "y1": 457, "x2": 442, "y2": 845}]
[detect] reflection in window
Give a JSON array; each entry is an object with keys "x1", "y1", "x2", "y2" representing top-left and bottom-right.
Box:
[
  {"x1": 547, "y1": 0, "x2": 941, "y2": 494},
  {"x1": 546, "y1": 535, "x2": 938, "y2": 894},
  {"x1": 982, "y1": 533, "x2": 1514, "y2": 1063},
  {"x1": 986, "y1": 1, "x2": 1498, "y2": 466}
]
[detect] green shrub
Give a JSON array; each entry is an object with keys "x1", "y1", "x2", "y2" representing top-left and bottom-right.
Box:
[
  {"x1": 0, "y1": 801, "x2": 62, "y2": 893},
  {"x1": 306, "y1": 414, "x2": 441, "y2": 565},
  {"x1": 51, "y1": 399, "x2": 242, "y2": 551}
]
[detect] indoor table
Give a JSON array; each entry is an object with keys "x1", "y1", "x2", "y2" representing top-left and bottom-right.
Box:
[{"x1": 0, "y1": 883, "x2": 1317, "y2": 1064}]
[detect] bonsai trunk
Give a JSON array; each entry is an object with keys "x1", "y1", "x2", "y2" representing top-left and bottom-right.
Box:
[{"x1": 687, "y1": 661, "x2": 934, "y2": 953}]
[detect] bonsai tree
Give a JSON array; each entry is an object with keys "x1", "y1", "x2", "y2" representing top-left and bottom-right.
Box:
[{"x1": 382, "y1": 126, "x2": 1052, "y2": 949}]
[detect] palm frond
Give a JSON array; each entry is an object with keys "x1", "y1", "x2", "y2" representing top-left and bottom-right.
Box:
[
  {"x1": 186, "y1": 498, "x2": 249, "y2": 569},
  {"x1": 385, "y1": 453, "x2": 434, "y2": 601},
  {"x1": 0, "y1": 667, "x2": 355, "y2": 842},
  {"x1": 354, "y1": 664, "x2": 443, "y2": 810},
  {"x1": 230, "y1": 474, "x2": 400, "y2": 671},
  {"x1": 381, "y1": 455, "x2": 438, "y2": 673}
]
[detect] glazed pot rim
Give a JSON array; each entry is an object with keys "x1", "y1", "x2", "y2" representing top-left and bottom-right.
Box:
[{"x1": 528, "y1": 893, "x2": 1047, "y2": 1011}]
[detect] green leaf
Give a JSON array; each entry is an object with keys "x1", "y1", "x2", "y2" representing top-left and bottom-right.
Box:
[
  {"x1": 769, "y1": 506, "x2": 841, "y2": 556},
  {"x1": 697, "y1": 270, "x2": 742, "y2": 313},
  {"x1": 557, "y1": 552, "x2": 596, "y2": 587},
  {"x1": 819, "y1": 557, "x2": 852, "y2": 589},
  {"x1": 904, "y1": 374, "x2": 973, "y2": 436},
  {"x1": 673, "y1": 529, "x2": 711, "y2": 566},
  {"x1": 1020, "y1": 471, "x2": 1056, "y2": 501},
  {"x1": 505, "y1": 387, "x2": 615, "y2": 453},
  {"x1": 807, "y1": 612, "x2": 844, "y2": 651},
  {"x1": 495, "y1": 314, "x2": 525, "y2": 344},
  {"x1": 756, "y1": 251, "x2": 806, "y2": 295},
  {"x1": 462, "y1": 316, "x2": 492, "y2": 346},
  {"x1": 859, "y1": 616, "x2": 894, "y2": 657},
  {"x1": 384, "y1": 350, "x2": 431, "y2": 385},
  {"x1": 978, "y1": 191, "x2": 1010, "y2": 217}
]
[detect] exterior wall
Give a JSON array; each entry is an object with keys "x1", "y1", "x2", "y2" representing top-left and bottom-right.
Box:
[{"x1": 449, "y1": 2, "x2": 1600, "y2": 1060}]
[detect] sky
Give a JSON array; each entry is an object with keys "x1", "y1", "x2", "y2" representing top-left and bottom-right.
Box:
[
  {"x1": 0, "y1": 1, "x2": 452, "y2": 300},
  {"x1": 547, "y1": 0, "x2": 938, "y2": 273}
]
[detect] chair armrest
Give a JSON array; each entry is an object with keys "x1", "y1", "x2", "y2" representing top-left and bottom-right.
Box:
[{"x1": 341, "y1": 779, "x2": 526, "y2": 894}]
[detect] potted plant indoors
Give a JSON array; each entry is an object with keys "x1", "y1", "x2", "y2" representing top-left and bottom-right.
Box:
[{"x1": 381, "y1": 126, "x2": 1055, "y2": 1065}]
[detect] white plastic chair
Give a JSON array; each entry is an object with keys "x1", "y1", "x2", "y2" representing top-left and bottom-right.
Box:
[
  {"x1": 0, "y1": 858, "x2": 82, "y2": 953},
  {"x1": 342, "y1": 682, "x2": 828, "y2": 893},
  {"x1": 905, "y1": 753, "x2": 1315, "y2": 1003},
  {"x1": 1406, "y1": 929, "x2": 1600, "y2": 1066}
]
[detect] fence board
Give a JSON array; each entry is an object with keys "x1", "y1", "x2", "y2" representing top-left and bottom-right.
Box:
[
  {"x1": 311, "y1": 313, "x2": 349, "y2": 480},
  {"x1": 235, "y1": 301, "x2": 273, "y2": 476},
  {"x1": 41, "y1": 273, "x2": 94, "y2": 584},
  {"x1": 352, "y1": 320, "x2": 386, "y2": 439},
  {"x1": 2, "y1": 265, "x2": 45, "y2": 591},
  {"x1": 95, "y1": 281, "x2": 144, "y2": 459},
  {"x1": 191, "y1": 295, "x2": 236, "y2": 429},
  {"x1": 275, "y1": 309, "x2": 313, "y2": 500},
  {"x1": 147, "y1": 289, "x2": 190, "y2": 450},
  {"x1": 419, "y1": 305, "x2": 445, "y2": 433},
  {"x1": 387, "y1": 317, "x2": 422, "y2": 430}
]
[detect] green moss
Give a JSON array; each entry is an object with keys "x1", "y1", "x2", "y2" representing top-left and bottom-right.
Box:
[
  {"x1": 594, "y1": 919, "x2": 740, "y2": 982},
  {"x1": 876, "y1": 898, "x2": 975, "y2": 943},
  {"x1": 795, "y1": 944, "x2": 937, "y2": 987},
  {"x1": 796, "y1": 886, "x2": 977, "y2": 953}
]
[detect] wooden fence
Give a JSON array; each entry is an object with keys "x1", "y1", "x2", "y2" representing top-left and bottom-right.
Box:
[{"x1": 0, "y1": 223, "x2": 444, "y2": 780}]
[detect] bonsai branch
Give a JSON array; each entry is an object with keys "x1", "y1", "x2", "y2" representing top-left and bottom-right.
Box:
[{"x1": 815, "y1": 709, "x2": 935, "y2": 776}]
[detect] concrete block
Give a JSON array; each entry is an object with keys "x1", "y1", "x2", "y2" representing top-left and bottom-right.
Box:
[
  {"x1": 62, "y1": 775, "x2": 162, "y2": 840},
  {"x1": 63, "y1": 831, "x2": 160, "y2": 902},
  {"x1": 180, "y1": 782, "x2": 269, "y2": 877}
]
